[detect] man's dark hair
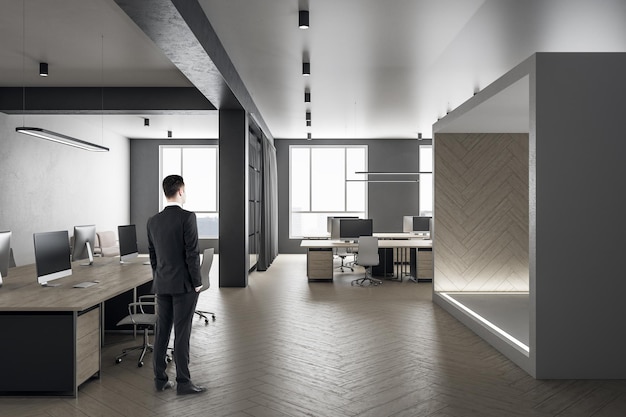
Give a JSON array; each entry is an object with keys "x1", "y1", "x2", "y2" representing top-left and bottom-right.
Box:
[{"x1": 162, "y1": 175, "x2": 185, "y2": 198}]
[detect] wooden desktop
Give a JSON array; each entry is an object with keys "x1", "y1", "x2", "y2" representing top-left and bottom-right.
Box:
[{"x1": 0, "y1": 257, "x2": 153, "y2": 397}]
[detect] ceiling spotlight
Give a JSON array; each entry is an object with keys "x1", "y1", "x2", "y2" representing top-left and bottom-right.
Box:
[
  {"x1": 144, "y1": 118, "x2": 150, "y2": 127},
  {"x1": 39, "y1": 62, "x2": 48, "y2": 77},
  {"x1": 306, "y1": 111, "x2": 311, "y2": 121},
  {"x1": 307, "y1": 133, "x2": 312, "y2": 140},
  {"x1": 299, "y1": 10, "x2": 309, "y2": 29},
  {"x1": 302, "y1": 62, "x2": 310, "y2": 76},
  {"x1": 304, "y1": 90, "x2": 311, "y2": 103},
  {"x1": 167, "y1": 130, "x2": 172, "y2": 138}
]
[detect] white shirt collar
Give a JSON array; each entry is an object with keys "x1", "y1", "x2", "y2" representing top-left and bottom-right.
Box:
[{"x1": 164, "y1": 202, "x2": 182, "y2": 209}]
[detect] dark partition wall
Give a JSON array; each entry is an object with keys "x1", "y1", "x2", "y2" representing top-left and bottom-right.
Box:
[{"x1": 248, "y1": 130, "x2": 262, "y2": 271}]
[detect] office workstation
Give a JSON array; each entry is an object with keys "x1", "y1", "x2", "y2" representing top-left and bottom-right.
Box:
[
  {"x1": 302, "y1": 216, "x2": 433, "y2": 282},
  {"x1": 0, "y1": 225, "x2": 153, "y2": 396}
]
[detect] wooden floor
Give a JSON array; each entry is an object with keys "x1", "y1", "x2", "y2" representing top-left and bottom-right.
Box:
[{"x1": 3, "y1": 254, "x2": 626, "y2": 416}]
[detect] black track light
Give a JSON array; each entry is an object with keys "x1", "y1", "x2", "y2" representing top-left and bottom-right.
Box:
[{"x1": 299, "y1": 10, "x2": 309, "y2": 29}]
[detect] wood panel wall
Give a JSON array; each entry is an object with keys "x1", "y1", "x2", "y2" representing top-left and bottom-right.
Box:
[{"x1": 434, "y1": 133, "x2": 529, "y2": 292}]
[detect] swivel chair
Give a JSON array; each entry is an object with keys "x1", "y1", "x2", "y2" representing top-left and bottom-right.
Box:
[
  {"x1": 351, "y1": 236, "x2": 382, "y2": 287},
  {"x1": 335, "y1": 247, "x2": 354, "y2": 272},
  {"x1": 115, "y1": 294, "x2": 158, "y2": 367},
  {"x1": 195, "y1": 248, "x2": 216, "y2": 325}
]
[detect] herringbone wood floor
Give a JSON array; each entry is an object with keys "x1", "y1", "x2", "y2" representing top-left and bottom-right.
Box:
[{"x1": 2, "y1": 254, "x2": 626, "y2": 417}]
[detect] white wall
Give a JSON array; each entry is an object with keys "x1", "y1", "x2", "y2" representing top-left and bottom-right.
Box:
[{"x1": 0, "y1": 113, "x2": 130, "y2": 266}]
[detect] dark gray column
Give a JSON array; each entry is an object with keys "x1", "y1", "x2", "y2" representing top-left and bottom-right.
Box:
[{"x1": 219, "y1": 110, "x2": 249, "y2": 287}]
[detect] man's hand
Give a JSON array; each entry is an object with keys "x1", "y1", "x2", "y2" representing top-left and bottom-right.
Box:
[{"x1": 195, "y1": 285, "x2": 203, "y2": 292}]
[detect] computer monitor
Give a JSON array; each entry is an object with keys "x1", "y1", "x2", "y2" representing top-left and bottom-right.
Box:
[
  {"x1": 327, "y1": 216, "x2": 358, "y2": 237},
  {"x1": 338, "y1": 218, "x2": 373, "y2": 242},
  {"x1": 118, "y1": 225, "x2": 139, "y2": 263},
  {"x1": 403, "y1": 216, "x2": 431, "y2": 236},
  {"x1": 33, "y1": 230, "x2": 72, "y2": 285},
  {"x1": 71, "y1": 224, "x2": 96, "y2": 266},
  {"x1": 0, "y1": 231, "x2": 11, "y2": 284}
]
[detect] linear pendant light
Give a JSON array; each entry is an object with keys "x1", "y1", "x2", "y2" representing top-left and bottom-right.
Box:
[
  {"x1": 16, "y1": 127, "x2": 110, "y2": 152},
  {"x1": 347, "y1": 179, "x2": 419, "y2": 183},
  {"x1": 354, "y1": 171, "x2": 430, "y2": 175}
]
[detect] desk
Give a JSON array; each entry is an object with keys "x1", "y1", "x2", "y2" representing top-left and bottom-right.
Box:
[
  {"x1": 0, "y1": 258, "x2": 153, "y2": 397},
  {"x1": 301, "y1": 239, "x2": 432, "y2": 281}
]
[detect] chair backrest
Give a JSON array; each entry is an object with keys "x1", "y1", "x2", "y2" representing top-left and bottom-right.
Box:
[
  {"x1": 97, "y1": 231, "x2": 117, "y2": 248},
  {"x1": 199, "y1": 248, "x2": 214, "y2": 292},
  {"x1": 96, "y1": 231, "x2": 120, "y2": 257},
  {"x1": 357, "y1": 236, "x2": 379, "y2": 267}
]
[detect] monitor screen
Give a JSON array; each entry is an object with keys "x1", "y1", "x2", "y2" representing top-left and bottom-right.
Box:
[
  {"x1": 339, "y1": 219, "x2": 373, "y2": 241},
  {"x1": 72, "y1": 224, "x2": 96, "y2": 265},
  {"x1": 413, "y1": 216, "x2": 431, "y2": 233},
  {"x1": 0, "y1": 231, "x2": 11, "y2": 278},
  {"x1": 33, "y1": 230, "x2": 72, "y2": 285},
  {"x1": 403, "y1": 216, "x2": 431, "y2": 234},
  {"x1": 118, "y1": 224, "x2": 138, "y2": 262}
]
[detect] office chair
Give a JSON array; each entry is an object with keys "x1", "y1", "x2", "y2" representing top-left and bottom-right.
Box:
[
  {"x1": 351, "y1": 236, "x2": 382, "y2": 287},
  {"x1": 195, "y1": 248, "x2": 216, "y2": 325},
  {"x1": 115, "y1": 294, "x2": 158, "y2": 367},
  {"x1": 96, "y1": 231, "x2": 120, "y2": 257},
  {"x1": 335, "y1": 247, "x2": 354, "y2": 272}
]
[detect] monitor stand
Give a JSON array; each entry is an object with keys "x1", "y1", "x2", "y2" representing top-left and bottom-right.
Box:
[{"x1": 79, "y1": 242, "x2": 94, "y2": 266}]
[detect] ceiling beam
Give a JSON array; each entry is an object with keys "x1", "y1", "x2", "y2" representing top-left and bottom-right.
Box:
[
  {"x1": 114, "y1": 0, "x2": 273, "y2": 140},
  {"x1": 0, "y1": 87, "x2": 214, "y2": 114}
]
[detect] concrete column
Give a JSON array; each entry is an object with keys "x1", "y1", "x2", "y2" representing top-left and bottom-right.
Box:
[{"x1": 219, "y1": 110, "x2": 249, "y2": 287}]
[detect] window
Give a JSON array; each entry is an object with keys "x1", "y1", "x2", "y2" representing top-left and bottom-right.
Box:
[
  {"x1": 419, "y1": 145, "x2": 433, "y2": 216},
  {"x1": 160, "y1": 145, "x2": 219, "y2": 238},
  {"x1": 289, "y1": 145, "x2": 367, "y2": 238}
]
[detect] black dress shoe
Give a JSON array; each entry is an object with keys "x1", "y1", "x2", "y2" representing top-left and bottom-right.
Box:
[
  {"x1": 156, "y1": 380, "x2": 174, "y2": 391},
  {"x1": 176, "y1": 382, "x2": 207, "y2": 395}
]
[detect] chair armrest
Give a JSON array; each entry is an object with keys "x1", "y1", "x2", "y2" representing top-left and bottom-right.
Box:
[{"x1": 128, "y1": 300, "x2": 156, "y2": 316}]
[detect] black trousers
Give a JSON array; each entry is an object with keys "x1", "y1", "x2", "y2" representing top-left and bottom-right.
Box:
[{"x1": 153, "y1": 291, "x2": 199, "y2": 385}]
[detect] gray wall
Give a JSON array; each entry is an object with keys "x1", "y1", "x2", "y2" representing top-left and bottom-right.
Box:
[
  {"x1": 0, "y1": 113, "x2": 130, "y2": 266},
  {"x1": 275, "y1": 138, "x2": 428, "y2": 253},
  {"x1": 130, "y1": 138, "x2": 218, "y2": 254},
  {"x1": 532, "y1": 53, "x2": 626, "y2": 378}
]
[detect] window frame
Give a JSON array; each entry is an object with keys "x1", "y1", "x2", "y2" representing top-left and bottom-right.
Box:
[
  {"x1": 419, "y1": 144, "x2": 433, "y2": 217},
  {"x1": 158, "y1": 145, "x2": 219, "y2": 238},
  {"x1": 289, "y1": 144, "x2": 368, "y2": 239}
]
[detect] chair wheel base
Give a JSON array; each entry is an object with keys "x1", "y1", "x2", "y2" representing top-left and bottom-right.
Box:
[{"x1": 351, "y1": 277, "x2": 383, "y2": 287}]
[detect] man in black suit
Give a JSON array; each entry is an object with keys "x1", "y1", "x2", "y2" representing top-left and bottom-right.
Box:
[{"x1": 147, "y1": 175, "x2": 207, "y2": 395}]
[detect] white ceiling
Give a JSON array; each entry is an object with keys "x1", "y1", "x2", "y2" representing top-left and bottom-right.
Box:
[{"x1": 1, "y1": 0, "x2": 626, "y2": 140}]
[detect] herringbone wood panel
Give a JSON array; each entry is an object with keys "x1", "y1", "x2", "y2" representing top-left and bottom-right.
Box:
[
  {"x1": 2, "y1": 255, "x2": 626, "y2": 416},
  {"x1": 434, "y1": 133, "x2": 530, "y2": 292}
]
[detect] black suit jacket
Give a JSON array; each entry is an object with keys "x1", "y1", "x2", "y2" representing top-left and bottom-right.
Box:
[{"x1": 147, "y1": 205, "x2": 202, "y2": 295}]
